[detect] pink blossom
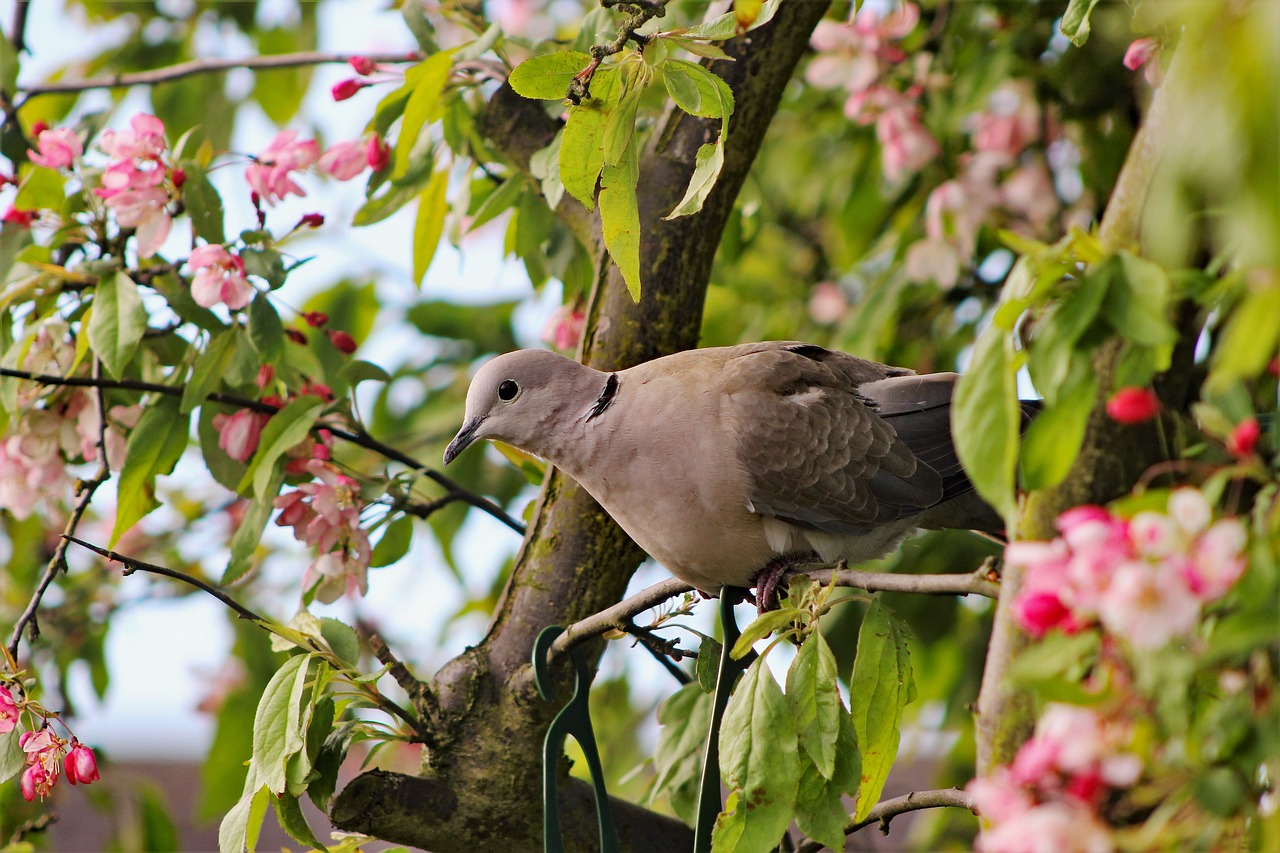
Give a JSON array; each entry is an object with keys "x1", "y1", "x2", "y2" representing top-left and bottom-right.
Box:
[
  {"x1": 319, "y1": 140, "x2": 367, "y2": 180},
  {"x1": 808, "y1": 282, "x2": 849, "y2": 325},
  {"x1": 2, "y1": 207, "x2": 38, "y2": 227},
  {"x1": 188, "y1": 244, "x2": 254, "y2": 310},
  {"x1": 0, "y1": 684, "x2": 18, "y2": 733},
  {"x1": 213, "y1": 409, "x2": 270, "y2": 463},
  {"x1": 104, "y1": 187, "x2": 172, "y2": 257},
  {"x1": 244, "y1": 131, "x2": 320, "y2": 205},
  {"x1": 972, "y1": 83, "x2": 1041, "y2": 163},
  {"x1": 967, "y1": 767, "x2": 1034, "y2": 823},
  {"x1": 275, "y1": 459, "x2": 371, "y2": 601},
  {"x1": 99, "y1": 113, "x2": 167, "y2": 161},
  {"x1": 1105, "y1": 387, "x2": 1159, "y2": 423},
  {"x1": 542, "y1": 306, "x2": 585, "y2": 352},
  {"x1": 977, "y1": 800, "x2": 1113, "y2": 853},
  {"x1": 1185, "y1": 519, "x2": 1247, "y2": 599},
  {"x1": 28, "y1": 127, "x2": 83, "y2": 169},
  {"x1": 877, "y1": 103, "x2": 939, "y2": 182},
  {"x1": 349, "y1": 55, "x2": 376, "y2": 76},
  {"x1": 65, "y1": 742, "x2": 99, "y2": 785},
  {"x1": 1122, "y1": 38, "x2": 1162, "y2": 85},
  {"x1": 1097, "y1": 559, "x2": 1200, "y2": 649},
  {"x1": 366, "y1": 135, "x2": 391, "y2": 171},
  {"x1": 21, "y1": 763, "x2": 54, "y2": 801},
  {"x1": 1227, "y1": 417, "x2": 1261, "y2": 457},
  {"x1": 331, "y1": 78, "x2": 367, "y2": 101},
  {"x1": 1001, "y1": 162, "x2": 1058, "y2": 232}
]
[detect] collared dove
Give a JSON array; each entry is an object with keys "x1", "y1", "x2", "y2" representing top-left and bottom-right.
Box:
[{"x1": 444, "y1": 341, "x2": 1006, "y2": 598}]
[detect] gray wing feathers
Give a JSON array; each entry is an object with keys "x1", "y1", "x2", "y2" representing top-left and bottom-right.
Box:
[{"x1": 726, "y1": 344, "x2": 944, "y2": 534}]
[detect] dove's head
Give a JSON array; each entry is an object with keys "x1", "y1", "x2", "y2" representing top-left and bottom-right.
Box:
[{"x1": 444, "y1": 349, "x2": 599, "y2": 465}]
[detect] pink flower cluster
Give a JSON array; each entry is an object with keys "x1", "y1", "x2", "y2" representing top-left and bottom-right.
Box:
[
  {"x1": 188, "y1": 244, "x2": 254, "y2": 310},
  {"x1": 17, "y1": 729, "x2": 100, "y2": 801},
  {"x1": 1009, "y1": 489, "x2": 1248, "y2": 650},
  {"x1": 93, "y1": 114, "x2": 174, "y2": 257},
  {"x1": 274, "y1": 458, "x2": 371, "y2": 603},
  {"x1": 246, "y1": 131, "x2": 390, "y2": 206},
  {"x1": 904, "y1": 81, "x2": 1062, "y2": 289},
  {"x1": 28, "y1": 127, "x2": 84, "y2": 170},
  {"x1": 968, "y1": 703, "x2": 1140, "y2": 853},
  {"x1": 807, "y1": 4, "x2": 938, "y2": 183}
]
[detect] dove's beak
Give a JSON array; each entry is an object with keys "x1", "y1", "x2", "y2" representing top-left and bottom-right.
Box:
[{"x1": 444, "y1": 415, "x2": 486, "y2": 465}]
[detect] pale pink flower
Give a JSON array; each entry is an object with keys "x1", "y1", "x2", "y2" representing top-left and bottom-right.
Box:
[
  {"x1": 104, "y1": 187, "x2": 172, "y2": 257},
  {"x1": 808, "y1": 282, "x2": 849, "y2": 325},
  {"x1": 0, "y1": 684, "x2": 18, "y2": 733},
  {"x1": 275, "y1": 459, "x2": 372, "y2": 600},
  {"x1": 1001, "y1": 162, "x2": 1059, "y2": 232},
  {"x1": 542, "y1": 306, "x2": 585, "y2": 352},
  {"x1": 1097, "y1": 559, "x2": 1200, "y2": 649},
  {"x1": 245, "y1": 131, "x2": 320, "y2": 205},
  {"x1": 877, "y1": 104, "x2": 939, "y2": 182},
  {"x1": 904, "y1": 237, "x2": 962, "y2": 289},
  {"x1": 213, "y1": 409, "x2": 270, "y2": 462},
  {"x1": 968, "y1": 767, "x2": 1034, "y2": 823},
  {"x1": 1168, "y1": 487, "x2": 1211, "y2": 536},
  {"x1": 1122, "y1": 38, "x2": 1162, "y2": 86},
  {"x1": 492, "y1": 0, "x2": 538, "y2": 35},
  {"x1": 21, "y1": 763, "x2": 54, "y2": 801},
  {"x1": 28, "y1": 127, "x2": 83, "y2": 169},
  {"x1": 1185, "y1": 519, "x2": 1247, "y2": 600},
  {"x1": 99, "y1": 114, "x2": 167, "y2": 161},
  {"x1": 188, "y1": 244, "x2": 254, "y2": 310},
  {"x1": 64, "y1": 742, "x2": 99, "y2": 785},
  {"x1": 318, "y1": 140, "x2": 367, "y2": 181},
  {"x1": 977, "y1": 800, "x2": 1113, "y2": 853}
]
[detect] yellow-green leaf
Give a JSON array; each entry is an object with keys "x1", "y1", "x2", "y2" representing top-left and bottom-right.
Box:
[
  {"x1": 393, "y1": 50, "x2": 456, "y2": 180},
  {"x1": 599, "y1": 135, "x2": 641, "y2": 301},
  {"x1": 559, "y1": 68, "x2": 619, "y2": 209},
  {"x1": 508, "y1": 50, "x2": 591, "y2": 100},
  {"x1": 665, "y1": 141, "x2": 724, "y2": 219},
  {"x1": 849, "y1": 598, "x2": 915, "y2": 822},
  {"x1": 88, "y1": 271, "x2": 148, "y2": 379},
  {"x1": 111, "y1": 396, "x2": 190, "y2": 545},
  {"x1": 412, "y1": 168, "x2": 449, "y2": 286},
  {"x1": 953, "y1": 324, "x2": 1021, "y2": 523}
]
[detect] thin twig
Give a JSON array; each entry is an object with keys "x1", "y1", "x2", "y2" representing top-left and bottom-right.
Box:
[
  {"x1": 795, "y1": 788, "x2": 976, "y2": 852},
  {"x1": 5, "y1": 360, "x2": 114, "y2": 661},
  {"x1": 367, "y1": 631, "x2": 438, "y2": 747},
  {"x1": 15, "y1": 50, "x2": 423, "y2": 99},
  {"x1": 62, "y1": 535, "x2": 429, "y2": 741},
  {"x1": 805, "y1": 565, "x2": 1000, "y2": 598},
  {"x1": 0, "y1": 365, "x2": 526, "y2": 535},
  {"x1": 567, "y1": 0, "x2": 668, "y2": 102},
  {"x1": 9, "y1": 0, "x2": 30, "y2": 54}
]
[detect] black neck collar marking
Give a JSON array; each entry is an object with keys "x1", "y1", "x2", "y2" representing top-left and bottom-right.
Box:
[{"x1": 586, "y1": 373, "x2": 618, "y2": 421}]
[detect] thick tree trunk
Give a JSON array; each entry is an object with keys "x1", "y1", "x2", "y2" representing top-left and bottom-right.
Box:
[{"x1": 331, "y1": 3, "x2": 832, "y2": 848}]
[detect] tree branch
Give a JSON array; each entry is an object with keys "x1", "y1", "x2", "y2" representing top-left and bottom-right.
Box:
[
  {"x1": 5, "y1": 360, "x2": 113, "y2": 661},
  {"x1": 0, "y1": 365, "x2": 526, "y2": 536},
  {"x1": 9, "y1": 0, "x2": 29, "y2": 54},
  {"x1": 15, "y1": 50, "x2": 422, "y2": 99},
  {"x1": 794, "y1": 788, "x2": 976, "y2": 853}
]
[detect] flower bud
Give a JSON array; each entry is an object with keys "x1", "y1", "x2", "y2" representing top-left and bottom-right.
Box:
[
  {"x1": 331, "y1": 78, "x2": 366, "y2": 102},
  {"x1": 1106, "y1": 387, "x2": 1160, "y2": 424}
]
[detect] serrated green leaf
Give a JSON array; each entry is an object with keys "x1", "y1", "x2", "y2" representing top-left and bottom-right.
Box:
[
  {"x1": 319, "y1": 618, "x2": 360, "y2": 667},
  {"x1": 111, "y1": 396, "x2": 189, "y2": 546},
  {"x1": 353, "y1": 162, "x2": 433, "y2": 227},
  {"x1": 0, "y1": 728, "x2": 24, "y2": 784},
  {"x1": 795, "y1": 710, "x2": 859, "y2": 852},
  {"x1": 652, "y1": 682, "x2": 713, "y2": 823},
  {"x1": 88, "y1": 271, "x2": 147, "y2": 379},
  {"x1": 238, "y1": 397, "x2": 325, "y2": 499},
  {"x1": 786, "y1": 631, "x2": 841, "y2": 779},
  {"x1": 370, "y1": 515, "x2": 413, "y2": 568},
  {"x1": 599, "y1": 135, "x2": 641, "y2": 301},
  {"x1": 731, "y1": 607, "x2": 803, "y2": 658},
  {"x1": 714, "y1": 656, "x2": 799, "y2": 853},
  {"x1": 662, "y1": 59, "x2": 729, "y2": 119},
  {"x1": 247, "y1": 293, "x2": 283, "y2": 363},
  {"x1": 664, "y1": 141, "x2": 723, "y2": 219},
  {"x1": 1060, "y1": 0, "x2": 1103, "y2": 46},
  {"x1": 0, "y1": 37, "x2": 18, "y2": 93},
  {"x1": 602, "y1": 66, "x2": 645, "y2": 168},
  {"x1": 309, "y1": 719, "x2": 357, "y2": 814},
  {"x1": 850, "y1": 598, "x2": 914, "y2": 822},
  {"x1": 182, "y1": 329, "x2": 238, "y2": 413},
  {"x1": 508, "y1": 50, "x2": 591, "y2": 100},
  {"x1": 272, "y1": 794, "x2": 328, "y2": 851},
  {"x1": 181, "y1": 160, "x2": 226, "y2": 244},
  {"x1": 252, "y1": 653, "x2": 312, "y2": 796},
  {"x1": 953, "y1": 324, "x2": 1020, "y2": 522},
  {"x1": 412, "y1": 168, "x2": 449, "y2": 286},
  {"x1": 393, "y1": 50, "x2": 456, "y2": 180},
  {"x1": 559, "y1": 68, "x2": 618, "y2": 209}
]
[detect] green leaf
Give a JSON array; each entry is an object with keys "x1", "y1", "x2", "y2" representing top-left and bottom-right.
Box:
[
  {"x1": 182, "y1": 329, "x2": 238, "y2": 413},
  {"x1": 1104, "y1": 252, "x2": 1176, "y2": 346},
  {"x1": 14, "y1": 166, "x2": 65, "y2": 211},
  {"x1": 252, "y1": 653, "x2": 312, "y2": 796},
  {"x1": 467, "y1": 176, "x2": 525, "y2": 233},
  {"x1": 664, "y1": 36, "x2": 732, "y2": 60},
  {"x1": 181, "y1": 160, "x2": 226, "y2": 244},
  {"x1": 354, "y1": 161, "x2": 434, "y2": 226},
  {"x1": 238, "y1": 397, "x2": 325, "y2": 500},
  {"x1": 599, "y1": 135, "x2": 641, "y2": 301},
  {"x1": 0, "y1": 36, "x2": 18, "y2": 92},
  {"x1": 559, "y1": 68, "x2": 618, "y2": 209},
  {"x1": 735, "y1": 0, "x2": 764, "y2": 29},
  {"x1": 393, "y1": 50, "x2": 456, "y2": 180},
  {"x1": 1060, "y1": 0, "x2": 1103, "y2": 46},
  {"x1": 1019, "y1": 368, "x2": 1096, "y2": 490},
  {"x1": 88, "y1": 271, "x2": 148, "y2": 379},
  {"x1": 661, "y1": 60, "x2": 730, "y2": 119},
  {"x1": 0, "y1": 728, "x2": 24, "y2": 784},
  {"x1": 111, "y1": 396, "x2": 190, "y2": 546},
  {"x1": 338, "y1": 359, "x2": 392, "y2": 388},
  {"x1": 309, "y1": 720, "x2": 357, "y2": 814},
  {"x1": 696, "y1": 637, "x2": 722, "y2": 694},
  {"x1": 652, "y1": 682, "x2": 713, "y2": 823},
  {"x1": 714, "y1": 656, "x2": 800, "y2": 853},
  {"x1": 731, "y1": 607, "x2": 803, "y2": 658},
  {"x1": 602, "y1": 65, "x2": 645, "y2": 168},
  {"x1": 401, "y1": 0, "x2": 438, "y2": 52},
  {"x1": 786, "y1": 631, "x2": 841, "y2": 780},
  {"x1": 1210, "y1": 282, "x2": 1280, "y2": 390},
  {"x1": 508, "y1": 50, "x2": 591, "y2": 100},
  {"x1": 953, "y1": 324, "x2": 1020, "y2": 522},
  {"x1": 849, "y1": 598, "x2": 915, "y2": 822},
  {"x1": 370, "y1": 515, "x2": 413, "y2": 568},
  {"x1": 247, "y1": 293, "x2": 283, "y2": 363},
  {"x1": 664, "y1": 141, "x2": 724, "y2": 219},
  {"x1": 318, "y1": 618, "x2": 360, "y2": 667},
  {"x1": 683, "y1": 0, "x2": 781, "y2": 39},
  {"x1": 224, "y1": 465, "x2": 284, "y2": 585},
  {"x1": 241, "y1": 247, "x2": 287, "y2": 290},
  {"x1": 218, "y1": 770, "x2": 270, "y2": 853},
  {"x1": 272, "y1": 794, "x2": 328, "y2": 851},
  {"x1": 794, "y1": 710, "x2": 860, "y2": 852},
  {"x1": 412, "y1": 168, "x2": 449, "y2": 286}
]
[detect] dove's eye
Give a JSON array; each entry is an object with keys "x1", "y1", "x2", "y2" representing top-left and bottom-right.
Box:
[{"x1": 497, "y1": 379, "x2": 520, "y2": 401}]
